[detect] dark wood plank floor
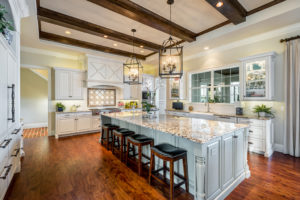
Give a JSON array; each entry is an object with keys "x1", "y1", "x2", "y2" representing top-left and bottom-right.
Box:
[{"x1": 4, "y1": 133, "x2": 300, "y2": 200}]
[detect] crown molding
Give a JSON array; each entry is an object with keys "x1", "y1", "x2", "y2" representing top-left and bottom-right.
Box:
[{"x1": 21, "y1": 46, "x2": 80, "y2": 60}]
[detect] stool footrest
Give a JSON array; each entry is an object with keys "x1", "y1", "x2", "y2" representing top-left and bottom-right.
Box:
[{"x1": 152, "y1": 167, "x2": 186, "y2": 181}]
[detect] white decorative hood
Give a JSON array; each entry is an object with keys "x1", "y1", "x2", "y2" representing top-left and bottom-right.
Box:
[{"x1": 86, "y1": 55, "x2": 125, "y2": 88}]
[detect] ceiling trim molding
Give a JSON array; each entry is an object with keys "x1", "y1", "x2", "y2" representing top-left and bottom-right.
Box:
[
  {"x1": 86, "y1": 0, "x2": 196, "y2": 42},
  {"x1": 37, "y1": 7, "x2": 161, "y2": 52},
  {"x1": 21, "y1": 46, "x2": 80, "y2": 60},
  {"x1": 183, "y1": 22, "x2": 300, "y2": 62},
  {"x1": 205, "y1": 0, "x2": 247, "y2": 24},
  {"x1": 39, "y1": 31, "x2": 146, "y2": 60}
]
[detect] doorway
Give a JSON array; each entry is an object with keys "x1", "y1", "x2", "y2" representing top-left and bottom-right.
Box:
[{"x1": 20, "y1": 65, "x2": 50, "y2": 138}]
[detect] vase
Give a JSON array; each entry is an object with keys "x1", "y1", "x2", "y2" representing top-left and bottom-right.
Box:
[
  {"x1": 57, "y1": 107, "x2": 64, "y2": 112},
  {"x1": 258, "y1": 112, "x2": 266, "y2": 117},
  {"x1": 3, "y1": 29, "x2": 13, "y2": 45}
]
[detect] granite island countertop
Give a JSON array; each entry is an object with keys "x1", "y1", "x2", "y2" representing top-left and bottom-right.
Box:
[{"x1": 102, "y1": 111, "x2": 249, "y2": 144}]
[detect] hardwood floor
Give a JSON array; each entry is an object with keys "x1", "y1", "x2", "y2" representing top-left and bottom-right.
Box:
[
  {"x1": 23, "y1": 127, "x2": 48, "y2": 138},
  {"x1": 4, "y1": 133, "x2": 300, "y2": 200}
]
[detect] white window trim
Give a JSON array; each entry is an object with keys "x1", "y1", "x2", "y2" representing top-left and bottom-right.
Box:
[{"x1": 188, "y1": 63, "x2": 242, "y2": 104}]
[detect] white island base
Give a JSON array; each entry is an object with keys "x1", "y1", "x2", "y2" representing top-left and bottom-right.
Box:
[{"x1": 102, "y1": 113, "x2": 250, "y2": 200}]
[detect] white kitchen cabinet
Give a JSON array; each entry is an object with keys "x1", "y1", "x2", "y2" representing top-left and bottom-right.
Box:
[
  {"x1": 240, "y1": 52, "x2": 276, "y2": 101},
  {"x1": 0, "y1": 39, "x2": 8, "y2": 142},
  {"x1": 238, "y1": 118, "x2": 274, "y2": 157},
  {"x1": 55, "y1": 112, "x2": 99, "y2": 138},
  {"x1": 54, "y1": 68, "x2": 84, "y2": 100},
  {"x1": 123, "y1": 84, "x2": 141, "y2": 100},
  {"x1": 234, "y1": 130, "x2": 245, "y2": 178},
  {"x1": 221, "y1": 133, "x2": 234, "y2": 189}
]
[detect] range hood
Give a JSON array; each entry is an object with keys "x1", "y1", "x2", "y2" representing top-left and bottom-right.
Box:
[{"x1": 86, "y1": 55, "x2": 125, "y2": 88}]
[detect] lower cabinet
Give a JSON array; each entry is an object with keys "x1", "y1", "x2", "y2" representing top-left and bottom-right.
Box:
[{"x1": 56, "y1": 112, "x2": 101, "y2": 138}]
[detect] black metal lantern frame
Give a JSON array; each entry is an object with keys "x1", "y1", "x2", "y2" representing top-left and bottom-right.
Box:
[
  {"x1": 123, "y1": 56, "x2": 143, "y2": 85},
  {"x1": 123, "y1": 29, "x2": 143, "y2": 85},
  {"x1": 159, "y1": 37, "x2": 183, "y2": 79}
]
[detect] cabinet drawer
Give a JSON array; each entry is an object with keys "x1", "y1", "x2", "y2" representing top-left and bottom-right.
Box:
[
  {"x1": 248, "y1": 126, "x2": 264, "y2": 139},
  {"x1": 248, "y1": 119, "x2": 264, "y2": 127},
  {"x1": 57, "y1": 114, "x2": 76, "y2": 119},
  {"x1": 248, "y1": 137, "x2": 265, "y2": 152},
  {"x1": 76, "y1": 113, "x2": 92, "y2": 118}
]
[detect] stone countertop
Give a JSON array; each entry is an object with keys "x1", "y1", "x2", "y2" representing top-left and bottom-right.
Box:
[
  {"x1": 165, "y1": 109, "x2": 273, "y2": 120},
  {"x1": 102, "y1": 111, "x2": 249, "y2": 144},
  {"x1": 55, "y1": 110, "x2": 92, "y2": 114}
]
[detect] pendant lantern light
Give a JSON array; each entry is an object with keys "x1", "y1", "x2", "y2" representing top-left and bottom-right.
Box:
[
  {"x1": 123, "y1": 29, "x2": 143, "y2": 85},
  {"x1": 159, "y1": 0, "x2": 183, "y2": 79}
]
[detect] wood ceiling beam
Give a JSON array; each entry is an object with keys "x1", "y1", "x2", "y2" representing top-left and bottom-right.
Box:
[
  {"x1": 205, "y1": 0, "x2": 247, "y2": 25},
  {"x1": 37, "y1": 7, "x2": 161, "y2": 52},
  {"x1": 39, "y1": 31, "x2": 146, "y2": 60},
  {"x1": 86, "y1": 0, "x2": 197, "y2": 42}
]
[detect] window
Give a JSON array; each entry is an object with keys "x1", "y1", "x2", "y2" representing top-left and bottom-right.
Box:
[
  {"x1": 190, "y1": 66, "x2": 240, "y2": 103},
  {"x1": 88, "y1": 88, "x2": 116, "y2": 107},
  {"x1": 191, "y1": 71, "x2": 211, "y2": 103}
]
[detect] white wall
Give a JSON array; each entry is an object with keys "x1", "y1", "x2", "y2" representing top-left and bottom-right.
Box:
[{"x1": 21, "y1": 68, "x2": 48, "y2": 128}]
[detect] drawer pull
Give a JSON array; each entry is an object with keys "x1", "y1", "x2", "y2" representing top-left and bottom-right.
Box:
[
  {"x1": 233, "y1": 135, "x2": 238, "y2": 138},
  {"x1": 11, "y1": 128, "x2": 21, "y2": 135},
  {"x1": 11, "y1": 148, "x2": 20, "y2": 157},
  {"x1": 0, "y1": 138, "x2": 12, "y2": 148},
  {"x1": 0, "y1": 165, "x2": 12, "y2": 179},
  {"x1": 248, "y1": 142, "x2": 254, "y2": 145},
  {"x1": 249, "y1": 130, "x2": 253, "y2": 133}
]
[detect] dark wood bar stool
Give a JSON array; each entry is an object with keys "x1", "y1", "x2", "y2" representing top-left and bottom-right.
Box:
[
  {"x1": 112, "y1": 129, "x2": 135, "y2": 161},
  {"x1": 126, "y1": 134, "x2": 154, "y2": 176},
  {"x1": 149, "y1": 143, "x2": 189, "y2": 200},
  {"x1": 101, "y1": 124, "x2": 120, "y2": 150}
]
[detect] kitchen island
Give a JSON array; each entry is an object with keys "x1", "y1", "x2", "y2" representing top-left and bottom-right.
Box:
[{"x1": 101, "y1": 111, "x2": 250, "y2": 200}]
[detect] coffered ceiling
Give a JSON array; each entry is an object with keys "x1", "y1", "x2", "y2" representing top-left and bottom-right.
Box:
[{"x1": 35, "y1": 0, "x2": 285, "y2": 60}]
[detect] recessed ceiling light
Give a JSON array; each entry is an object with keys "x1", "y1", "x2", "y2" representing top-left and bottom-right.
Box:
[
  {"x1": 141, "y1": 50, "x2": 144, "y2": 53},
  {"x1": 65, "y1": 30, "x2": 71, "y2": 35},
  {"x1": 140, "y1": 45, "x2": 144, "y2": 48},
  {"x1": 104, "y1": 35, "x2": 108, "y2": 38},
  {"x1": 204, "y1": 46, "x2": 209, "y2": 50},
  {"x1": 113, "y1": 43, "x2": 118, "y2": 47},
  {"x1": 216, "y1": 1, "x2": 223, "y2": 8}
]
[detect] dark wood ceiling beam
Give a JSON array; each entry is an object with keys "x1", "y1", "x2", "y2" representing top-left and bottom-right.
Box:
[
  {"x1": 87, "y1": 0, "x2": 196, "y2": 42},
  {"x1": 205, "y1": 0, "x2": 247, "y2": 24},
  {"x1": 39, "y1": 31, "x2": 146, "y2": 60},
  {"x1": 37, "y1": 7, "x2": 161, "y2": 52}
]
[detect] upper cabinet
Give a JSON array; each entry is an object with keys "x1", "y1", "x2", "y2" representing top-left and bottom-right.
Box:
[
  {"x1": 53, "y1": 68, "x2": 84, "y2": 100},
  {"x1": 123, "y1": 84, "x2": 142, "y2": 100},
  {"x1": 169, "y1": 72, "x2": 186, "y2": 100},
  {"x1": 240, "y1": 52, "x2": 276, "y2": 101},
  {"x1": 142, "y1": 74, "x2": 155, "y2": 92}
]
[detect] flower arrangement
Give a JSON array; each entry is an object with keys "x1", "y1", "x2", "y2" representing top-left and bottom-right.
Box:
[
  {"x1": 253, "y1": 104, "x2": 274, "y2": 117},
  {"x1": 56, "y1": 102, "x2": 66, "y2": 112},
  {"x1": 0, "y1": 4, "x2": 14, "y2": 34}
]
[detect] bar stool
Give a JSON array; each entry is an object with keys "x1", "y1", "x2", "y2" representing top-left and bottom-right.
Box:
[
  {"x1": 149, "y1": 143, "x2": 189, "y2": 200},
  {"x1": 126, "y1": 134, "x2": 154, "y2": 176},
  {"x1": 112, "y1": 128, "x2": 135, "y2": 161},
  {"x1": 101, "y1": 124, "x2": 120, "y2": 150}
]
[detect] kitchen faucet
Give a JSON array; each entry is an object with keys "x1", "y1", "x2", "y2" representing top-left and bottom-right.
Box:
[{"x1": 205, "y1": 102, "x2": 210, "y2": 113}]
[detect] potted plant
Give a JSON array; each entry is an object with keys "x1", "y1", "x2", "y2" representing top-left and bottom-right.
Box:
[
  {"x1": 56, "y1": 102, "x2": 66, "y2": 112},
  {"x1": 253, "y1": 104, "x2": 274, "y2": 117},
  {"x1": 0, "y1": 4, "x2": 14, "y2": 43}
]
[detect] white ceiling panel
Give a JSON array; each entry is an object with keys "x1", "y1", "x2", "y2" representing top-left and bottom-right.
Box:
[
  {"x1": 131, "y1": 0, "x2": 227, "y2": 33},
  {"x1": 40, "y1": 0, "x2": 180, "y2": 45},
  {"x1": 41, "y1": 22, "x2": 152, "y2": 56},
  {"x1": 238, "y1": 0, "x2": 274, "y2": 11}
]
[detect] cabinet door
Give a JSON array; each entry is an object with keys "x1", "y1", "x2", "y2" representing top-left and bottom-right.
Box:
[
  {"x1": 0, "y1": 42, "x2": 8, "y2": 140},
  {"x1": 57, "y1": 118, "x2": 76, "y2": 135},
  {"x1": 130, "y1": 85, "x2": 141, "y2": 100},
  {"x1": 76, "y1": 117, "x2": 92, "y2": 132},
  {"x1": 123, "y1": 84, "x2": 131, "y2": 100},
  {"x1": 234, "y1": 130, "x2": 245, "y2": 178},
  {"x1": 206, "y1": 140, "x2": 221, "y2": 199},
  {"x1": 7, "y1": 53, "x2": 17, "y2": 130},
  {"x1": 56, "y1": 70, "x2": 70, "y2": 100},
  {"x1": 70, "y1": 72, "x2": 83, "y2": 100},
  {"x1": 92, "y1": 118, "x2": 101, "y2": 130},
  {"x1": 222, "y1": 133, "x2": 234, "y2": 189}
]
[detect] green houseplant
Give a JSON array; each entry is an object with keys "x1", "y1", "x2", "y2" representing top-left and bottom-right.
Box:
[
  {"x1": 253, "y1": 104, "x2": 274, "y2": 117},
  {"x1": 142, "y1": 102, "x2": 155, "y2": 113},
  {"x1": 56, "y1": 102, "x2": 66, "y2": 112},
  {"x1": 0, "y1": 4, "x2": 14, "y2": 34}
]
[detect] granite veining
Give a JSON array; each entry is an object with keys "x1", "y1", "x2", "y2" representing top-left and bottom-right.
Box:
[{"x1": 102, "y1": 111, "x2": 249, "y2": 144}]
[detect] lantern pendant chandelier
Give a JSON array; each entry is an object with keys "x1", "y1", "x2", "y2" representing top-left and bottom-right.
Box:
[
  {"x1": 159, "y1": 0, "x2": 183, "y2": 79},
  {"x1": 123, "y1": 29, "x2": 143, "y2": 85}
]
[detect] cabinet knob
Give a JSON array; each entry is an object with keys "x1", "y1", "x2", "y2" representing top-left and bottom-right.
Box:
[
  {"x1": 233, "y1": 135, "x2": 238, "y2": 138},
  {"x1": 249, "y1": 130, "x2": 253, "y2": 133}
]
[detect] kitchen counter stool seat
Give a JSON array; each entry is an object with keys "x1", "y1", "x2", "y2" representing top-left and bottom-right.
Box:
[
  {"x1": 126, "y1": 134, "x2": 154, "y2": 176},
  {"x1": 112, "y1": 129, "x2": 135, "y2": 161},
  {"x1": 149, "y1": 143, "x2": 189, "y2": 200},
  {"x1": 101, "y1": 124, "x2": 120, "y2": 150}
]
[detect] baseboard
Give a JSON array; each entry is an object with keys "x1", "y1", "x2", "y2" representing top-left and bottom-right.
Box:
[
  {"x1": 23, "y1": 122, "x2": 48, "y2": 129},
  {"x1": 274, "y1": 143, "x2": 284, "y2": 153}
]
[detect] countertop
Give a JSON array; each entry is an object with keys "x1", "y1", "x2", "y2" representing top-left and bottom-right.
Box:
[
  {"x1": 165, "y1": 109, "x2": 273, "y2": 120},
  {"x1": 55, "y1": 110, "x2": 92, "y2": 114},
  {"x1": 102, "y1": 111, "x2": 249, "y2": 144}
]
